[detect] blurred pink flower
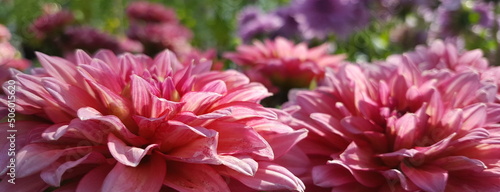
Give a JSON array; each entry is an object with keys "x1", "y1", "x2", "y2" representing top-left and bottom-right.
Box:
[
  {"x1": 0, "y1": 24, "x2": 11, "y2": 42},
  {"x1": 224, "y1": 37, "x2": 345, "y2": 93},
  {"x1": 118, "y1": 37, "x2": 144, "y2": 53},
  {"x1": 127, "y1": 23, "x2": 193, "y2": 57},
  {"x1": 0, "y1": 42, "x2": 16, "y2": 66},
  {"x1": 62, "y1": 26, "x2": 120, "y2": 54},
  {"x1": 126, "y1": 1, "x2": 178, "y2": 23},
  {"x1": 30, "y1": 10, "x2": 74, "y2": 40},
  {"x1": 282, "y1": 57, "x2": 500, "y2": 191},
  {"x1": 0, "y1": 50, "x2": 307, "y2": 191}
]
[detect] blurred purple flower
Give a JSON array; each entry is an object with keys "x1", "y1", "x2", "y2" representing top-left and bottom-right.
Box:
[
  {"x1": 439, "y1": 0, "x2": 463, "y2": 10},
  {"x1": 291, "y1": 0, "x2": 370, "y2": 40},
  {"x1": 390, "y1": 25, "x2": 428, "y2": 50},
  {"x1": 473, "y1": 2, "x2": 495, "y2": 28},
  {"x1": 272, "y1": 6, "x2": 300, "y2": 39},
  {"x1": 63, "y1": 26, "x2": 120, "y2": 53},
  {"x1": 30, "y1": 10, "x2": 74, "y2": 40},
  {"x1": 237, "y1": 6, "x2": 284, "y2": 43},
  {"x1": 126, "y1": 1, "x2": 178, "y2": 23}
]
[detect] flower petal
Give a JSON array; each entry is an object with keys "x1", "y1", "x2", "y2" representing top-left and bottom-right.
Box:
[
  {"x1": 107, "y1": 133, "x2": 158, "y2": 167},
  {"x1": 76, "y1": 164, "x2": 114, "y2": 192},
  {"x1": 40, "y1": 152, "x2": 106, "y2": 186},
  {"x1": 218, "y1": 161, "x2": 305, "y2": 191},
  {"x1": 164, "y1": 162, "x2": 230, "y2": 192},
  {"x1": 401, "y1": 164, "x2": 448, "y2": 192},
  {"x1": 101, "y1": 153, "x2": 166, "y2": 192}
]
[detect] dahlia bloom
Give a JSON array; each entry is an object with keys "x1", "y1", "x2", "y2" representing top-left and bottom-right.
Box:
[
  {"x1": 282, "y1": 55, "x2": 500, "y2": 191},
  {"x1": 387, "y1": 40, "x2": 500, "y2": 102},
  {"x1": 0, "y1": 50, "x2": 307, "y2": 191},
  {"x1": 224, "y1": 37, "x2": 345, "y2": 93}
]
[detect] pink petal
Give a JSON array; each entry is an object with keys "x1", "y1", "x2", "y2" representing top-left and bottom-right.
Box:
[
  {"x1": 78, "y1": 61, "x2": 123, "y2": 94},
  {"x1": 75, "y1": 49, "x2": 93, "y2": 64},
  {"x1": 393, "y1": 113, "x2": 419, "y2": 150},
  {"x1": 159, "y1": 125, "x2": 220, "y2": 164},
  {"x1": 130, "y1": 75, "x2": 158, "y2": 116},
  {"x1": 36, "y1": 52, "x2": 78, "y2": 85},
  {"x1": 0, "y1": 173, "x2": 48, "y2": 191},
  {"x1": 102, "y1": 153, "x2": 166, "y2": 192},
  {"x1": 199, "y1": 80, "x2": 228, "y2": 95},
  {"x1": 40, "y1": 152, "x2": 106, "y2": 186},
  {"x1": 155, "y1": 120, "x2": 216, "y2": 150},
  {"x1": 328, "y1": 160, "x2": 385, "y2": 188},
  {"x1": 218, "y1": 161, "x2": 305, "y2": 191},
  {"x1": 163, "y1": 162, "x2": 230, "y2": 192},
  {"x1": 42, "y1": 78, "x2": 102, "y2": 115},
  {"x1": 206, "y1": 121, "x2": 273, "y2": 159},
  {"x1": 312, "y1": 164, "x2": 356, "y2": 187},
  {"x1": 76, "y1": 164, "x2": 114, "y2": 192},
  {"x1": 151, "y1": 50, "x2": 176, "y2": 77},
  {"x1": 340, "y1": 142, "x2": 386, "y2": 171},
  {"x1": 107, "y1": 133, "x2": 157, "y2": 167},
  {"x1": 180, "y1": 92, "x2": 222, "y2": 114},
  {"x1": 401, "y1": 164, "x2": 448, "y2": 192},
  {"x1": 77, "y1": 112, "x2": 147, "y2": 146},
  {"x1": 210, "y1": 101, "x2": 277, "y2": 120},
  {"x1": 16, "y1": 144, "x2": 65, "y2": 178},
  {"x1": 215, "y1": 83, "x2": 270, "y2": 104},
  {"x1": 94, "y1": 50, "x2": 119, "y2": 71},
  {"x1": 381, "y1": 169, "x2": 419, "y2": 191},
  {"x1": 16, "y1": 144, "x2": 94, "y2": 178},
  {"x1": 461, "y1": 103, "x2": 487, "y2": 131},
  {"x1": 219, "y1": 155, "x2": 258, "y2": 176},
  {"x1": 432, "y1": 156, "x2": 486, "y2": 172}
]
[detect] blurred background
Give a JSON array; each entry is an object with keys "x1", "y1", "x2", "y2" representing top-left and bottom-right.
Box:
[{"x1": 1, "y1": 0, "x2": 499, "y2": 64}]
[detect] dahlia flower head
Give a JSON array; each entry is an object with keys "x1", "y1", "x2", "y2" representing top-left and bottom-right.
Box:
[
  {"x1": 387, "y1": 40, "x2": 500, "y2": 102},
  {"x1": 224, "y1": 37, "x2": 345, "y2": 93},
  {"x1": 282, "y1": 42, "x2": 500, "y2": 191},
  {"x1": 0, "y1": 50, "x2": 307, "y2": 191}
]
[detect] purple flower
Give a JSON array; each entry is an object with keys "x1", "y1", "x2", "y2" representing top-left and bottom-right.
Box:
[
  {"x1": 473, "y1": 2, "x2": 495, "y2": 28},
  {"x1": 291, "y1": 0, "x2": 370, "y2": 40},
  {"x1": 237, "y1": 6, "x2": 284, "y2": 43}
]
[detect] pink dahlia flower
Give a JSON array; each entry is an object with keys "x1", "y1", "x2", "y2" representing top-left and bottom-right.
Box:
[
  {"x1": 0, "y1": 50, "x2": 307, "y2": 191},
  {"x1": 282, "y1": 57, "x2": 500, "y2": 191},
  {"x1": 224, "y1": 37, "x2": 345, "y2": 93},
  {"x1": 387, "y1": 40, "x2": 500, "y2": 103}
]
